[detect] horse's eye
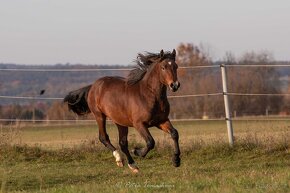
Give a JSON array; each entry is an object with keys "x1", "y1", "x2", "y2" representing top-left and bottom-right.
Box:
[{"x1": 162, "y1": 66, "x2": 165, "y2": 70}]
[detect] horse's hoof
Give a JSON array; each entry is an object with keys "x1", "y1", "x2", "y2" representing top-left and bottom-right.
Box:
[
  {"x1": 116, "y1": 160, "x2": 124, "y2": 167},
  {"x1": 173, "y1": 161, "x2": 180, "y2": 167},
  {"x1": 128, "y1": 163, "x2": 139, "y2": 173},
  {"x1": 113, "y1": 150, "x2": 124, "y2": 167},
  {"x1": 132, "y1": 148, "x2": 142, "y2": 157},
  {"x1": 172, "y1": 156, "x2": 181, "y2": 167}
]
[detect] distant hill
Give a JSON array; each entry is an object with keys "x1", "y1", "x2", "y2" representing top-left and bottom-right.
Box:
[{"x1": 0, "y1": 62, "x2": 289, "y2": 106}]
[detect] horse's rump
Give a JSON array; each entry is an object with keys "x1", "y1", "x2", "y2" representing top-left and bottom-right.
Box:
[{"x1": 90, "y1": 76, "x2": 134, "y2": 126}]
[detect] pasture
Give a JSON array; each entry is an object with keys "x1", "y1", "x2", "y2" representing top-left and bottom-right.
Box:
[{"x1": 0, "y1": 119, "x2": 289, "y2": 192}]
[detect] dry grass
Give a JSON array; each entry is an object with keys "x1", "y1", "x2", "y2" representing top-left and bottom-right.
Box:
[
  {"x1": 0, "y1": 138, "x2": 289, "y2": 193},
  {"x1": 0, "y1": 124, "x2": 21, "y2": 146},
  {"x1": 0, "y1": 120, "x2": 289, "y2": 150},
  {"x1": 0, "y1": 120, "x2": 289, "y2": 192}
]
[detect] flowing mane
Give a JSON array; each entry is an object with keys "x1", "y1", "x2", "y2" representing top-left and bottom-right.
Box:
[{"x1": 127, "y1": 51, "x2": 175, "y2": 85}]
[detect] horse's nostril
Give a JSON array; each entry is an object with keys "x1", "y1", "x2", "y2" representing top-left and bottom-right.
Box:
[{"x1": 170, "y1": 83, "x2": 174, "y2": 88}]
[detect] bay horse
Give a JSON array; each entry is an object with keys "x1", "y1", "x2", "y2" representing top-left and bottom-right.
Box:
[{"x1": 64, "y1": 49, "x2": 180, "y2": 173}]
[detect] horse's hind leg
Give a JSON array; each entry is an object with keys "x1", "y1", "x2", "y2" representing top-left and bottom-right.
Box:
[
  {"x1": 94, "y1": 112, "x2": 123, "y2": 167},
  {"x1": 116, "y1": 124, "x2": 139, "y2": 173}
]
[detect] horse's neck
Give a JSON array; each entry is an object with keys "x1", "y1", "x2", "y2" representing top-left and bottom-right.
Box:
[{"x1": 140, "y1": 65, "x2": 167, "y2": 100}]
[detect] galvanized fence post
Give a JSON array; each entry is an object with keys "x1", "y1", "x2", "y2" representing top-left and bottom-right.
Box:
[{"x1": 220, "y1": 64, "x2": 234, "y2": 146}]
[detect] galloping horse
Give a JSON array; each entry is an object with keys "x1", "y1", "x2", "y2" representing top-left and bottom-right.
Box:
[{"x1": 64, "y1": 49, "x2": 180, "y2": 173}]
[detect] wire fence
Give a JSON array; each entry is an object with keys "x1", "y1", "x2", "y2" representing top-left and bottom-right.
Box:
[
  {"x1": 2, "y1": 63, "x2": 290, "y2": 72},
  {"x1": 2, "y1": 92, "x2": 290, "y2": 101},
  {"x1": 1, "y1": 64, "x2": 290, "y2": 124},
  {"x1": 0, "y1": 65, "x2": 220, "y2": 72}
]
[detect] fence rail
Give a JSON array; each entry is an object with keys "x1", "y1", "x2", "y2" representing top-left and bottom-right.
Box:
[
  {"x1": 0, "y1": 96, "x2": 63, "y2": 100},
  {"x1": 227, "y1": 92, "x2": 290, "y2": 96},
  {"x1": 0, "y1": 65, "x2": 220, "y2": 72},
  {"x1": 1, "y1": 92, "x2": 290, "y2": 100},
  {"x1": 2, "y1": 63, "x2": 290, "y2": 72},
  {"x1": 2, "y1": 117, "x2": 289, "y2": 123}
]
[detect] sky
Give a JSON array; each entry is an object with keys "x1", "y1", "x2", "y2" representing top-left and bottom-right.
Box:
[{"x1": 0, "y1": 0, "x2": 290, "y2": 65}]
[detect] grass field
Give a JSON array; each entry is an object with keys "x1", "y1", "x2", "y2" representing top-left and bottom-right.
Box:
[{"x1": 0, "y1": 120, "x2": 289, "y2": 192}]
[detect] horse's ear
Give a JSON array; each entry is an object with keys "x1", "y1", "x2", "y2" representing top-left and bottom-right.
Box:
[
  {"x1": 160, "y1": 49, "x2": 164, "y2": 58},
  {"x1": 172, "y1": 49, "x2": 176, "y2": 58}
]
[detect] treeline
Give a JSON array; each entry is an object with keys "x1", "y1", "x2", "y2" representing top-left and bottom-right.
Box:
[
  {"x1": 171, "y1": 43, "x2": 289, "y2": 118},
  {"x1": 0, "y1": 43, "x2": 289, "y2": 122},
  {"x1": 0, "y1": 101, "x2": 84, "y2": 122}
]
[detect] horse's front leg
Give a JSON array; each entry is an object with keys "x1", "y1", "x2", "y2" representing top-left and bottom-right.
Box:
[
  {"x1": 157, "y1": 120, "x2": 181, "y2": 167},
  {"x1": 133, "y1": 123, "x2": 155, "y2": 158}
]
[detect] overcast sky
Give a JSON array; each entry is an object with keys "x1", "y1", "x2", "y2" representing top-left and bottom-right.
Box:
[{"x1": 1, "y1": 0, "x2": 290, "y2": 65}]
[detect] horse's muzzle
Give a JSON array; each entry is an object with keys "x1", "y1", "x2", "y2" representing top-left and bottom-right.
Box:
[{"x1": 169, "y1": 81, "x2": 180, "y2": 92}]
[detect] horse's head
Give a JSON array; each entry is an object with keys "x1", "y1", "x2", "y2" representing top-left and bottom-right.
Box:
[{"x1": 158, "y1": 49, "x2": 180, "y2": 92}]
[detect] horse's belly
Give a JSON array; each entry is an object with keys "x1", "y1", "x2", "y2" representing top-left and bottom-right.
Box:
[
  {"x1": 108, "y1": 113, "x2": 133, "y2": 127},
  {"x1": 101, "y1": 102, "x2": 133, "y2": 127}
]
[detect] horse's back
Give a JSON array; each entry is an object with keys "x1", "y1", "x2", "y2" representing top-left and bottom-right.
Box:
[{"x1": 90, "y1": 76, "x2": 127, "y2": 103}]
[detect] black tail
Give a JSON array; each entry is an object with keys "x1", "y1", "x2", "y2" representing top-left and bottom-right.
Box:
[{"x1": 63, "y1": 85, "x2": 92, "y2": 116}]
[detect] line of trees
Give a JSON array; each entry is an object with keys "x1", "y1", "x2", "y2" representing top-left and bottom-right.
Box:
[{"x1": 171, "y1": 43, "x2": 287, "y2": 118}]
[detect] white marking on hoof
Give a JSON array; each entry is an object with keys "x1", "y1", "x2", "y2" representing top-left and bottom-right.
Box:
[
  {"x1": 128, "y1": 163, "x2": 139, "y2": 173},
  {"x1": 116, "y1": 161, "x2": 124, "y2": 167},
  {"x1": 113, "y1": 150, "x2": 124, "y2": 167}
]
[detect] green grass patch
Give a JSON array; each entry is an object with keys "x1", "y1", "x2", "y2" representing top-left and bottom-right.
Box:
[
  {"x1": 0, "y1": 120, "x2": 289, "y2": 192},
  {"x1": 0, "y1": 142, "x2": 289, "y2": 193}
]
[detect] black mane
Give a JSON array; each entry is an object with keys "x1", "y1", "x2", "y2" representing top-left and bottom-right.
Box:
[{"x1": 127, "y1": 51, "x2": 174, "y2": 85}]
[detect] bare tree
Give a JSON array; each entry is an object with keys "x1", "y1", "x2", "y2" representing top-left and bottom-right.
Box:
[
  {"x1": 170, "y1": 43, "x2": 216, "y2": 118},
  {"x1": 228, "y1": 51, "x2": 282, "y2": 116}
]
